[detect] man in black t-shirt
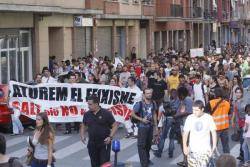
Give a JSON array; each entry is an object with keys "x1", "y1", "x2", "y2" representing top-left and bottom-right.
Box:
[
  {"x1": 80, "y1": 95, "x2": 118, "y2": 167},
  {"x1": 151, "y1": 72, "x2": 168, "y2": 107}
]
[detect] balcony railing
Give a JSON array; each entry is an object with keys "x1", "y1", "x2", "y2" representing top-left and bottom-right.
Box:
[{"x1": 204, "y1": 9, "x2": 217, "y2": 20}]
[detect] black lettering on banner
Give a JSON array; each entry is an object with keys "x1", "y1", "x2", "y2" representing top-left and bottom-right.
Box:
[
  {"x1": 77, "y1": 88, "x2": 83, "y2": 102},
  {"x1": 39, "y1": 87, "x2": 48, "y2": 100},
  {"x1": 49, "y1": 87, "x2": 56, "y2": 101},
  {"x1": 12, "y1": 85, "x2": 22, "y2": 97},
  {"x1": 20, "y1": 86, "x2": 27, "y2": 97},
  {"x1": 71, "y1": 88, "x2": 77, "y2": 101},
  {"x1": 108, "y1": 90, "x2": 113, "y2": 105},
  {"x1": 56, "y1": 87, "x2": 68, "y2": 101},
  {"x1": 113, "y1": 90, "x2": 120, "y2": 105},
  {"x1": 127, "y1": 92, "x2": 136, "y2": 104},
  {"x1": 86, "y1": 88, "x2": 92, "y2": 99},
  {"x1": 100, "y1": 89, "x2": 109, "y2": 104},
  {"x1": 120, "y1": 91, "x2": 130, "y2": 104},
  {"x1": 29, "y1": 88, "x2": 38, "y2": 99},
  {"x1": 92, "y1": 89, "x2": 98, "y2": 96}
]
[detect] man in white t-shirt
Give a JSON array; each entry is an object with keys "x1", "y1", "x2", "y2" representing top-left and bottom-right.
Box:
[
  {"x1": 183, "y1": 100, "x2": 217, "y2": 167},
  {"x1": 193, "y1": 74, "x2": 208, "y2": 105}
]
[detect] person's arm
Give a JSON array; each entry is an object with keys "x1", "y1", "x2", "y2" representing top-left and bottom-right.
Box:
[
  {"x1": 80, "y1": 123, "x2": 87, "y2": 144},
  {"x1": 211, "y1": 130, "x2": 217, "y2": 154},
  {"x1": 104, "y1": 122, "x2": 118, "y2": 144},
  {"x1": 153, "y1": 110, "x2": 159, "y2": 134},
  {"x1": 182, "y1": 131, "x2": 189, "y2": 156},
  {"x1": 47, "y1": 134, "x2": 54, "y2": 167},
  {"x1": 131, "y1": 111, "x2": 149, "y2": 124}
]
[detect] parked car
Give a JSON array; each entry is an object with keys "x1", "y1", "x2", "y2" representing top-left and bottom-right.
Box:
[{"x1": 0, "y1": 85, "x2": 33, "y2": 132}]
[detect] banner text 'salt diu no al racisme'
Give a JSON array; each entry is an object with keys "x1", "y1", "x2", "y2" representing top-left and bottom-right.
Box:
[{"x1": 8, "y1": 81, "x2": 142, "y2": 123}]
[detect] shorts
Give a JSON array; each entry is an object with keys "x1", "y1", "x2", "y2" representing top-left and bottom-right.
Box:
[{"x1": 187, "y1": 151, "x2": 211, "y2": 167}]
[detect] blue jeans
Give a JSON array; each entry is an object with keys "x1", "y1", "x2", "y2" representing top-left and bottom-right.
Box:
[
  {"x1": 157, "y1": 117, "x2": 175, "y2": 156},
  {"x1": 31, "y1": 160, "x2": 54, "y2": 167},
  {"x1": 243, "y1": 138, "x2": 250, "y2": 162},
  {"x1": 217, "y1": 129, "x2": 230, "y2": 153}
]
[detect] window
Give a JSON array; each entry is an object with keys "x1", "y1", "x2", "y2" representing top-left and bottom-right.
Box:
[{"x1": 0, "y1": 30, "x2": 32, "y2": 84}]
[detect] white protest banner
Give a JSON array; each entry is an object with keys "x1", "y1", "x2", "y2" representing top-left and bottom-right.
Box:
[
  {"x1": 190, "y1": 48, "x2": 204, "y2": 58},
  {"x1": 216, "y1": 48, "x2": 221, "y2": 54},
  {"x1": 8, "y1": 81, "x2": 142, "y2": 123}
]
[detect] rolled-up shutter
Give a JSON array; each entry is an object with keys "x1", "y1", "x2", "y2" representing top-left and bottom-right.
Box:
[{"x1": 96, "y1": 27, "x2": 112, "y2": 58}]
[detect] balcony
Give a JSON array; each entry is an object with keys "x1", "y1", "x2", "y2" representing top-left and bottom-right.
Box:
[
  {"x1": 0, "y1": 0, "x2": 85, "y2": 10},
  {"x1": 142, "y1": 2, "x2": 154, "y2": 16},
  {"x1": 104, "y1": 1, "x2": 120, "y2": 14},
  {"x1": 85, "y1": 0, "x2": 104, "y2": 10}
]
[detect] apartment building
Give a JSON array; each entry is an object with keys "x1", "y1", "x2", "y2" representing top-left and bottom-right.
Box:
[
  {"x1": 0, "y1": 0, "x2": 102, "y2": 84},
  {"x1": 83, "y1": 0, "x2": 154, "y2": 60}
]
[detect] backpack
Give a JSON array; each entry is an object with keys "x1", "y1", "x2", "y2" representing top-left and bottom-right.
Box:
[{"x1": 131, "y1": 101, "x2": 157, "y2": 124}]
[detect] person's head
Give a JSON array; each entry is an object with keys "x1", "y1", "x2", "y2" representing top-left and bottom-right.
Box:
[
  {"x1": 229, "y1": 63, "x2": 235, "y2": 70},
  {"x1": 36, "y1": 112, "x2": 54, "y2": 145},
  {"x1": 171, "y1": 66, "x2": 179, "y2": 76},
  {"x1": 109, "y1": 77, "x2": 117, "y2": 86},
  {"x1": 195, "y1": 74, "x2": 202, "y2": 84},
  {"x1": 235, "y1": 87, "x2": 243, "y2": 100},
  {"x1": 170, "y1": 89, "x2": 177, "y2": 99},
  {"x1": 68, "y1": 73, "x2": 76, "y2": 84},
  {"x1": 193, "y1": 100, "x2": 204, "y2": 117},
  {"x1": 35, "y1": 73, "x2": 42, "y2": 84},
  {"x1": 214, "y1": 88, "x2": 224, "y2": 98},
  {"x1": 88, "y1": 73, "x2": 95, "y2": 82},
  {"x1": 245, "y1": 104, "x2": 250, "y2": 115},
  {"x1": 87, "y1": 95, "x2": 100, "y2": 112},
  {"x1": 233, "y1": 75, "x2": 241, "y2": 86},
  {"x1": 128, "y1": 76, "x2": 136, "y2": 87},
  {"x1": 179, "y1": 74, "x2": 186, "y2": 84},
  {"x1": 42, "y1": 67, "x2": 50, "y2": 77},
  {"x1": 216, "y1": 154, "x2": 236, "y2": 167},
  {"x1": 0, "y1": 135, "x2": 6, "y2": 155},
  {"x1": 218, "y1": 72, "x2": 225, "y2": 80},
  {"x1": 143, "y1": 88, "x2": 153, "y2": 101},
  {"x1": 177, "y1": 87, "x2": 189, "y2": 100}
]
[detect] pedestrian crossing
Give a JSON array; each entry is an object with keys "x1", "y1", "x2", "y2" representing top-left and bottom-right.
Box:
[{"x1": 5, "y1": 134, "x2": 242, "y2": 167}]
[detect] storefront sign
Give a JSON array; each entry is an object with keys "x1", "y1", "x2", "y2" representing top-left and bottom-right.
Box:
[
  {"x1": 8, "y1": 81, "x2": 142, "y2": 123},
  {"x1": 74, "y1": 16, "x2": 93, "y2": 27}
]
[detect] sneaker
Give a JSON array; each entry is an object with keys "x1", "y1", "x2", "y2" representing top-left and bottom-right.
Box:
[
  {"x1": 154, "y1": 152, "x2": 161, "y2": 158},
  {"x1": 237, "y1": 156, "x2": 244, "y2": 161},
  {"x1": 177, "y1": 161, "x2": 186, "y2": 167}
]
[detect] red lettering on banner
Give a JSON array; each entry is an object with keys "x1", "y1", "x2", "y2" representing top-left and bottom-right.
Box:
[
  {"x1": 109, "y1": 107, "x2": 116, "y2": 115},
  {"x1": 69, "y1": 106, "x2": 78, "y2": 115},
  {"x1": 61, "y1": 106, "x2": 69, "y2": 116},
  {"x1": 114, "y1": 105, "x2": 123, "y2": 116},
  {"x1": 35, "y1": 104, "x2": 41, "y2": 114},
  {"x1": 121, "y1": 105, "x2": 128, "y2": 117},
  {"x1": 53, "y1": 109, "x2": 59, "y2": 116},
  {"x1": 12, "y1": 101, "x2": 20, "y2": 110},
  {"x1": 30, "y1": 103, "x2": 36, "y2": 115},
  {"x1": 21, "y1": 102, "x2": 29, "y2": 115}
]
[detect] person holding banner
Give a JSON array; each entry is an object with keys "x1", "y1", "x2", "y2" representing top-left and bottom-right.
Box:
[
  {"x1": 64, "y1": 73, "x2": 80, "y2": 134},
  {"x1": 80, "y1": 95, "x2": 118, "y2": 167}
]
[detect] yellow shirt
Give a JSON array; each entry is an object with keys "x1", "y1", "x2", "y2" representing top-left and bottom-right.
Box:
[{"x1": 167, "y1": 75, "x2": 179, "y2": 90}]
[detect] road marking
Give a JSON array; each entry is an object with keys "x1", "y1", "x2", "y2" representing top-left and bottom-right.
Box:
[
  {"x1": 7, "y1": 136, "x2": 26, "y2": 147},
  {"x1": 8, "y1": 136, "x2": 71, "y2": 158},
  {"x1": 83, "y1": 138, "x2": 137, "y2": 160},
  {"x1": 55, "y1": 141, "x2": 86, "y2": 159}
]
